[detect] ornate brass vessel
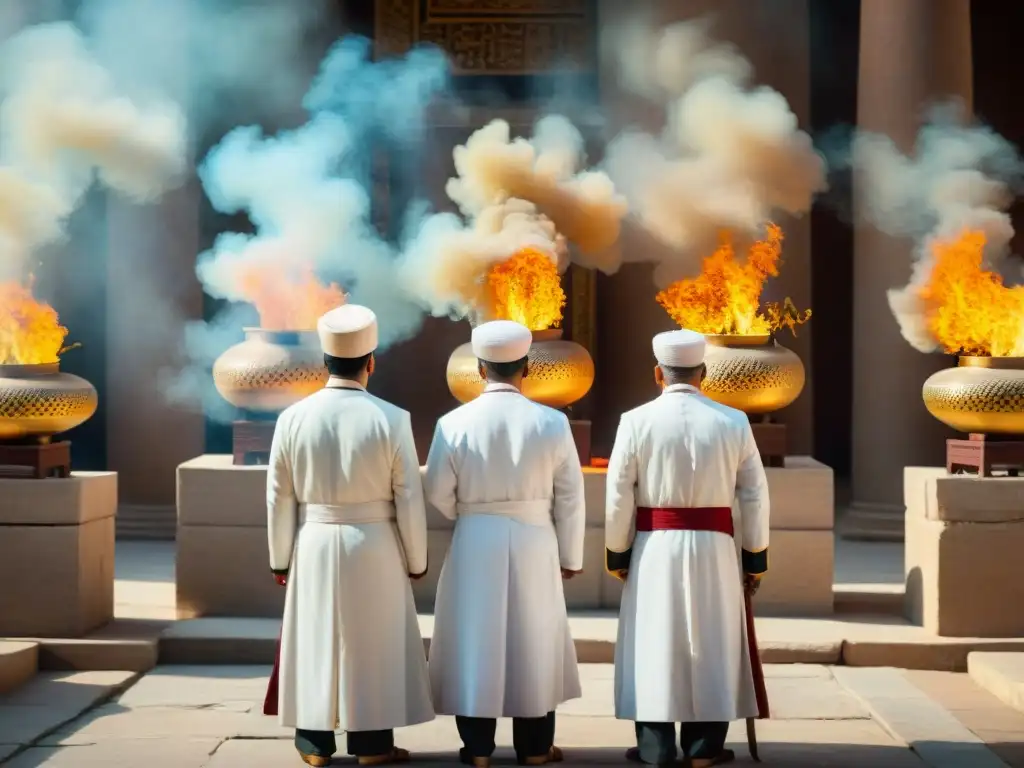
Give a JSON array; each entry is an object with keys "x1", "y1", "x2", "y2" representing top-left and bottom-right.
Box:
[
  {"x1": 922, "y1": 355, "x2": 1024, "y2": 434},
  {"x1": 0, "y1": 363, "x2": 98, "y2": 440},
  {"x1": 213, "y1": 329, "x2": 328, "y2": 414},
  {"x1": 447, "y1": 328, "x2": 595, "y2": 409},
  {"x1": 701, "y1": 334, "x2": 806, "y2": 414}
]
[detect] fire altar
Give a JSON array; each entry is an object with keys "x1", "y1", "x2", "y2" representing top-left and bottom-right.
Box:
[
  {"x1": 444, "y1": 247, "x2": 596, "y2": 463},
  {"x1": 0, "y1": 282, "x2": 115, "y2": 638},
  {"x1": 905, "y1": 232, "x2": 1024, "y2": 637},
  {"x1": 656, "y1": 224, "x2": 809, "y2": 466},
  {"x1": 0, "y1": 282, "x2": 98, "y2": 477},
  {"x1": 213, "y1": 329, "x2": 328, "y2": 465},
  {"x1": 917, "y1": 232, "x2": 1024, "y2": 476}
]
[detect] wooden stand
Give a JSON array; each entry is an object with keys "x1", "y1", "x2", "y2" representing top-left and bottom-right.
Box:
[
  {"x1": 947, "y1": 433, "x2": 1024, "y2": 477},
  {"x1": 233, "y1": 421, "x2": 277, "y2": 466},
  {"x1": 0, "y1": 440, "x2": 72, "y2": 478},
  {"x1": 569, "y1": 420, "x2": 592, "y2": 466},
  {"x1": 750, "y1": 417, "x2": 786, "y2": 468}
]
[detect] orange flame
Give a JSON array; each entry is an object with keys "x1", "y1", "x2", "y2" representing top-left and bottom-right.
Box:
[
  {"x1": 484, "y1": 247, "x2": 565, "y2": 331},
  {"x1": 0, "y1": 279, "x2": 73, "y2": 365},
  {"x1": 655, "y1": 224, "x2": 811, "y2": 336},
  {"x1": 236, "y1": 263, "x2": 346, "y2": 330},
  {"x1": 920, "y1": 231, "x2": 1024, "y2": 356}
]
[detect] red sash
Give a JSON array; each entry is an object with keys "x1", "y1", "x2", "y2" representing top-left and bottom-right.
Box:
[
  {"x1": 634, "y1": 505, "x2": 769, "y2": 720},
  {"x1": 263, "y1": 634, "x2": 282, "y2": 716}
]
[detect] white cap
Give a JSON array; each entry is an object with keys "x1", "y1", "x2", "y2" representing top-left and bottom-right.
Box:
[
  {"x1": 653, "y1": 329, "x2": 706, "y2": 368},
  {"x1": 317, "y1": 305, "x2": 378, "y2": 358},
  {"x1": 471, "y1": 320, "x2": 532, "y2": 363}
]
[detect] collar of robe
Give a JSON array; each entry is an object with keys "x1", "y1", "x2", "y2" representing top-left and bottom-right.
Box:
[
  {"x1": 662, "y1": 383, "x2": 702, "y2": 396},
  {"x1": 325, "y1": 378, "x2": 366, "y2": 391},
  {"x1": 482, "y1": 382, "x2": 523, "y2": 395}
]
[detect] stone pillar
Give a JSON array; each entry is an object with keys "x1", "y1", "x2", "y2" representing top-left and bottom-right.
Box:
[{"x1": 846, "y1": 0, "x2": 972, "y2": 541}]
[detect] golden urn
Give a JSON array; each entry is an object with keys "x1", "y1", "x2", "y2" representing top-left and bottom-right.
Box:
[
  {"x1": 213, "y1": 328, "x2": 328, "y2": 414},
  {"x1": 446, "y1": 328, "x2": 595, "y2": 409},
  {"x1": 922, "y1": 355, "x2": 1024, "y2": 434},
  {"x1": 700, "y1": 334, "x2": 806, "y2": 414},
  {"x1": 0, "y1": 363, "x2": 98, "y2": 440}
]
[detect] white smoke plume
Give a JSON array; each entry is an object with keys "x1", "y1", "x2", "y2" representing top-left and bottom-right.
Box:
[
  {"x1": 194, "y1": 36, "x2": 450, "y2": 349},
  {"x1": 833, "y1": 103, "x2": 1024, "y2": 352},
  {"x1": 75, "y1": 0, "x2": 330, "y2": 139},
  {"x1": 0, "y1": 21, "x2": 187, "y2": 278},
  {"x1": 398, "y1": 115, "x2": 626, "y2": 321},
  {"x1": 602, "y1": 16, "x2": 827, "y2": 285}
]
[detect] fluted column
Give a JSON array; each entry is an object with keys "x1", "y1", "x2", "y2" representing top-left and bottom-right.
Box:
[{"x1": 846, "y1": 0, "x2": 972, "y2": 541}]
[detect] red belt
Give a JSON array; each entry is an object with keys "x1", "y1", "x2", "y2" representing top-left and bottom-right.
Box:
[{"x1": 635, "y1": 507, "x2": 734, "y2": 537}]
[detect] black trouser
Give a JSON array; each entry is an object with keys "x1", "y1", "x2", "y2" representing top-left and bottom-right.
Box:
[
  {"x1": 456, "y1": 711, "x2": 555, "y2": 762},
  {"x1": 295, "y1": 728, "x2": 393, "y2": 758},
  {"x1": 635, "y1": 721, "x2": 729, "y2": 764}
]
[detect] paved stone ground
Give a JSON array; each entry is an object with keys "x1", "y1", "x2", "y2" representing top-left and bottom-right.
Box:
[{"x1": 2, "y1": 664, "x2": 1024, "y2": 767}]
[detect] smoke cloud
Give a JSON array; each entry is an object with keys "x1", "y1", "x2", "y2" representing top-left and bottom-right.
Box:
[
  {"x1": 601, "y1": 16, "x2": 827, "y2": 285},
  {"x1": 829, "y1": 102, "x2": 1024, "y2": 352},
  {"x1": 398, "y1": 115, "x2": 627, "y2": 321},
  {"x1": 168, "y1": 35, "x2": 451, "y2": 419},
  {"x1": 0, "y1": 21, "x2": 187, "y2": 278}
]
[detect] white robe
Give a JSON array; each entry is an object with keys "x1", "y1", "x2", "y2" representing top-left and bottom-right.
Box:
[
  {"x1": 424, "y1": 383, "x2": 586, "y2": 719},
  {"x1": 606, "y1": 383, "x2": 770, "y2": 724},
  {"x1": 267, "y1": 380, "x2": 434, "y2": 732}
]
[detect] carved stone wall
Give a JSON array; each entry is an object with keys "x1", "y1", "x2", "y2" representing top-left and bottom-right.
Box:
[{"x1": 374, "y1": 0, "x2": 596, "y2": 73}]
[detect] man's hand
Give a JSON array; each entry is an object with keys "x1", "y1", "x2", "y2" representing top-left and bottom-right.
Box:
[
  {"x1": 274, "y1": 573, "x2": 287, "y2": 587},
  {"x1": 409, "y1": 570, "x2": 427, "y2": 581},
  {"x1": 561, "y1": 568, "x2": 582, "y2": 580},
  {"x1": 744, "y1": 573, "x2": 761, "y2": 596},
  {"x1": 610, "y1": 569, "x2": 629, "y2": 582}
]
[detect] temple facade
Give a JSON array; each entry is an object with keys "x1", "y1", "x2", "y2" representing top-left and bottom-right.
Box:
[{"x1": 35, "y1": 0, "x2": 1023, "y2": 539}]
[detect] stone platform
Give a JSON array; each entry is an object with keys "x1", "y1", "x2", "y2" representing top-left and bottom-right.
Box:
[
  {"x1": 0, "y1": 473, "x2": 118, "y2": 638},
  {"x1": 176, "y1": 454, "x2": 835, "y2": 618},
  {"x1": 904, "y1": 467, "x2": 1024, "y2": 637}
]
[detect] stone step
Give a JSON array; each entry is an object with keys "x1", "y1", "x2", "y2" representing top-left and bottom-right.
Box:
[
  {"x1": 833, "y1": 585, "x2": 905, "y2": 616},
  {"x1": 2, "y1": 619, "x2": 165, "y2": 675},
  {"x1": 0, "y1": 641, "x2": 38, "y2": 694},
  {"x1": 158, "y1": 612, "x2": 1024, "y2": 672},
  {"x1": 968, "y1": 652, "x2": 1024, "y2": 715}
]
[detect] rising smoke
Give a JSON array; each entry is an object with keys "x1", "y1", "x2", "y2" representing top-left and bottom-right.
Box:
[
  {"x1": 0, "y1": 21, "x2": 187, "y2": 278},
  {"x1": 829, "y1": 102, "x2": 1024, "y2": 352},
  {"x1": 397, "y1": 115, "x2": 627, "y2": 321},
  {"x1": 601, "y1": 15, "x2": 828, "y2": 285}
]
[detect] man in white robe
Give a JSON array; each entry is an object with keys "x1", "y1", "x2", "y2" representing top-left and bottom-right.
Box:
[
  {"x1": 605, "y1": 329, "x2": 770, "y2": 767},
  {"x1": 424, "y1": 320, "x2": 586, "y2": 768},
  {"x1": 266, "y1": 304, "x2": 434, "y2": 767}
]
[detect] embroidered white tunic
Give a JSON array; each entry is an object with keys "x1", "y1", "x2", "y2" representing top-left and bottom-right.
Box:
[
  {"x1": 267, "y1": 380, "x2": 434, "y2": 732},
  {"x1": 606, "y1": 383, "x2": 770, "y2": 723},
  {"x1": 424, "y1": 383, "x2": 586, "y2": 719}
]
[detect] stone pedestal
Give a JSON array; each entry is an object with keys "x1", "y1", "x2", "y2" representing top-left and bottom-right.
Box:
[
  {"x1": 0, "y1": 473, "x2": 117, "y2": 637},
  {"x1": 904, "y1": 467, "x2": 1024, "y2": 637},
  {"x1": 594, "y1": 457, "x2": 835, "y2": 615},
  {"x1": 176, "y1": 455, "x2": 282, "y2": 618}
]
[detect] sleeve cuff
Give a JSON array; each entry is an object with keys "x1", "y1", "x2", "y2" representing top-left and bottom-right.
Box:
[
  {"x1": 271, "y1": 568, "x2": 289, "y2": 576},
  {"x1": 605, "y1": 548, "x2": 632, "y2": 574},
  {"x1": 742, "y1": 547, "x2": 768, "y2": 575}
]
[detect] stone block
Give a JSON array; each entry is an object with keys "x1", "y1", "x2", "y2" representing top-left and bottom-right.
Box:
[
  {"x1": 0, "y1": 475, "x2": 117, "y2": 637},
  {"x1": 411, "y1": 529, "x2": 453, "y2": 610},
  {"x1": 968, "y1": 652, "x2": 1024, "y2": 714},
  {"x1": 762, "y1": 457, "x2": 834, "y2": 530},
  {"x1": 176, "y1": 456, "x2": 266, "y2": 528},
  {"x1": 0, "y1": 642, "x2": 37, "y2": 694},
  {"x1": 583, "y1": 468, "x2": 606, "y2": 527},
  {"x1": 904, "y1": 469, "x2": 1024, "y2": 637},
  {"x1": 176, "y1": 525, "x2": 284, "y2": 619},
  {"x1": 906, "y1": 465, "x2": 1024, "y2": 523}
]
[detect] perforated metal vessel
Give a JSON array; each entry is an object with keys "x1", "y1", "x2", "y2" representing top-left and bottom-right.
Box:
[
  {"x1": 446, "y1": 328, "x2": 595, "y2": 409},
  {"x1": 922, "y1": 355, "x2": 1024, "y2": 434},
  {"x1": 701, "y1": 334, "x2": 806, "y2": 414},
  {"x1": 0, "y1": 363, "x2": 98, "y2": 439},
  {"x1": 212, "y1": 329, "x2": 328, "y2": 413}
]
